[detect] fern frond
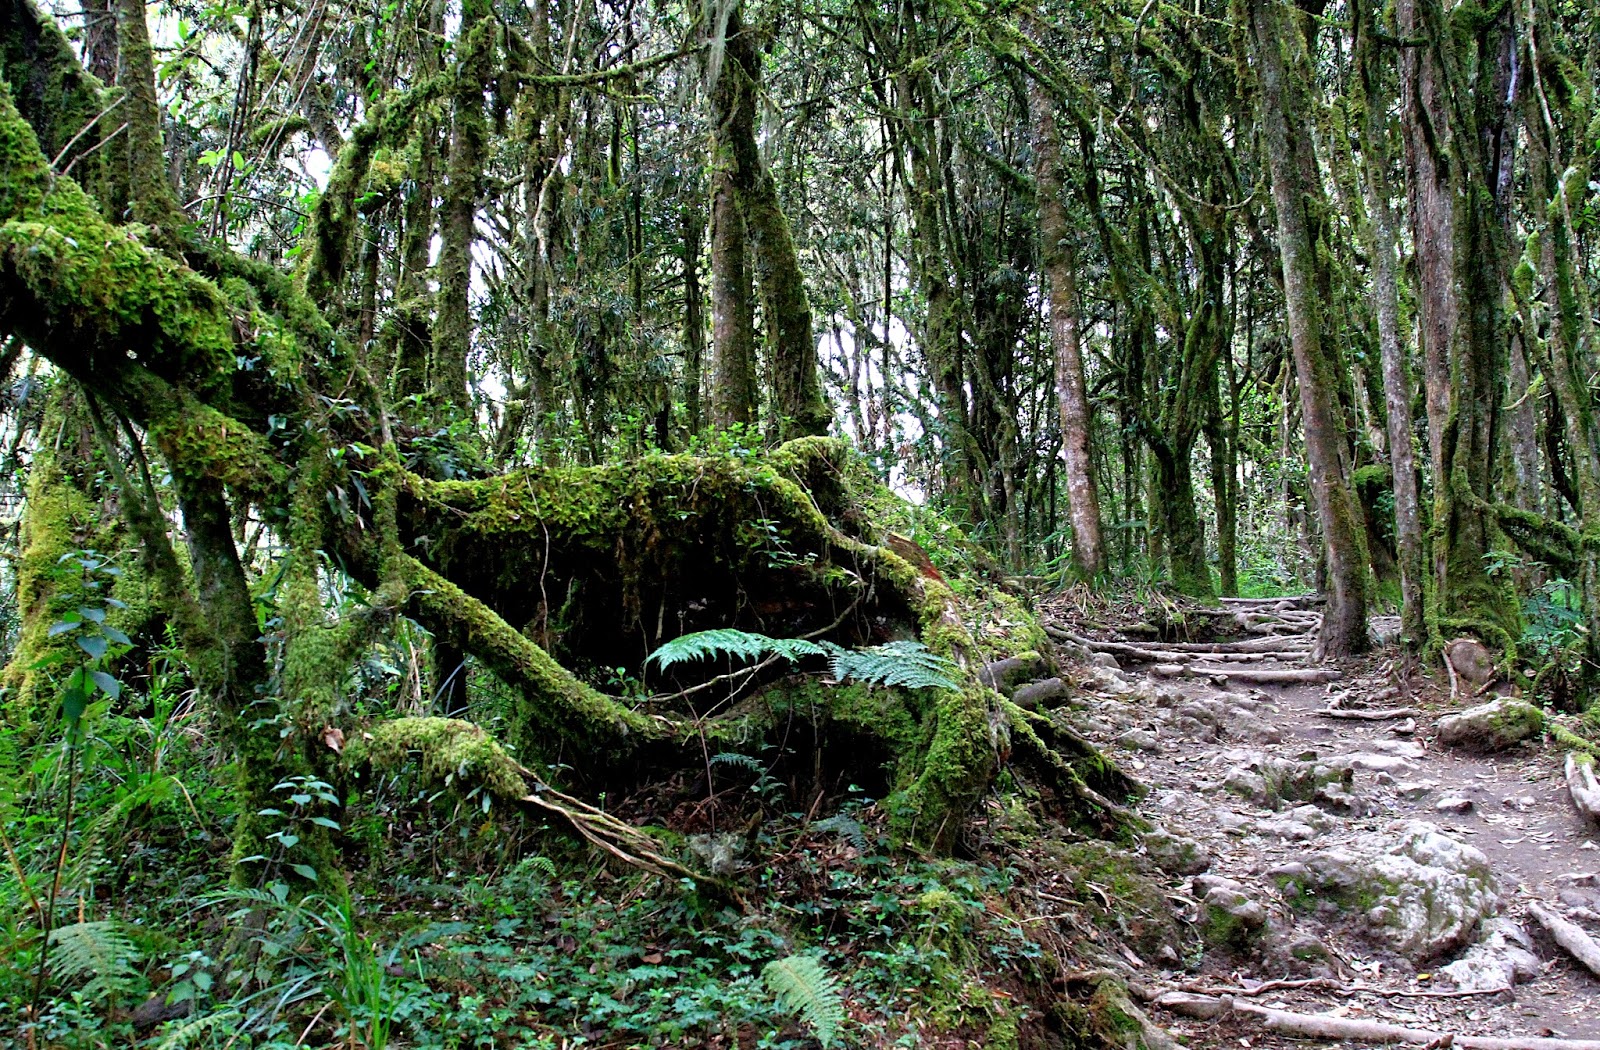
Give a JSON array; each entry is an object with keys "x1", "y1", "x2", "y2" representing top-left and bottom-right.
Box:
[
  {"x1": 710, "y1": 752, "x2": 762, "y2": 774},
  {"x1": 151, "y1": 1009, "x2": 243, "y2": 1049},
  {"x1": 764, "y1": 636, "x2": 831, "y2": 662},
  {"x1": 648, "y1": 629, "x2": 825, "y2": 670},
  {"x1": 763, "y1": 954, "x2": 845, "y2": 1048},
  {"x1": 48, "y1": 920, "x2": 142, "y2": 1000},
  {"x1": 649, "y1": 628, "x2": 775, "y2": 669},
  {"x1": 830, "y1": 640, "x2": 958, "y2": 691},
  {"x1": 810, "y1": 815, "x2": 868, "y2": 850}
]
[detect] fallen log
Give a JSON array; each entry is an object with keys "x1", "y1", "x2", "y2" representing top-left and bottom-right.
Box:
[
  {"x1": 1150, "y1": 991, "x2": 1599, "y2": 1050},
  {"x1": 1150, "y1": 664, "x2": 1341, "y2": 685},
  {"x1": 1316, "y1": 707, "x2": 1421, "y2": 721},
  {"x1": 1048, "y1": 627, "x2": 1313, "y2": 656},
  {"x1": 1566, "y1": 753, "x2": 1600, "y2": 825},
  {"x1": 1528, "y1": 902, "x2": 1600, "y2": 979},
  {"x1": 1220, "y1": 594, "x2": 1324, "y2": 608}
]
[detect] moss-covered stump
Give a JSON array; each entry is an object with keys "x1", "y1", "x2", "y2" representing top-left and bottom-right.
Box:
[
  {"x1": 395, "y1": 438, "x2": 918, "y2": 680},
  {"x1": 388, "y1": 439, "x2": 1139, "y2": 851}
]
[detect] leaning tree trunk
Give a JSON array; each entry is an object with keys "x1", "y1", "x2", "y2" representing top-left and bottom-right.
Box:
[
  {"x1": 1029, "y1": 79, "x2": 1106, "y2": 579},
  {"x1": 1248, "y1": 0, "x2": 1370, "y2": 656}
]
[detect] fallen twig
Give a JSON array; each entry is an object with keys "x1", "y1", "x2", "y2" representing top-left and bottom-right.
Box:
[{"x1": 1528, "y1": 902, "x2": 1600, "y2": 979}]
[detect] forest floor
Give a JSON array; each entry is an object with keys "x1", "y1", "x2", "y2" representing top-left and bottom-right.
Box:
[{"x1": 1039, "y1": 593, "x2": 1600, "y2": 1048}]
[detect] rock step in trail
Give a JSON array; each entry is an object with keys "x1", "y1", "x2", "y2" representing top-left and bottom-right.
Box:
[{"x1": 1027, "y1": 593, "x2": 1600, "y2": 1049}]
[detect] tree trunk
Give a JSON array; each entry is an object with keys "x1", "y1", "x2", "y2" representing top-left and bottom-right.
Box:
[
  {"x1": 682, "y1": 192, "x2": 706, "y2": 435},
  {"x1": 1152, "y1": 444, "x2": 1211, "y2": 598},
  {"x1": 714, "y1": 5, "x2": 830, "y2": 441},
  {"x1": 1354, "y1": 0, "x2": 1425, "y2": 647},
  {"x1": 1397, "y1": 0, "x2": 1455, "y2": 488},
  {"x1": 1030, "y1": 80, "x2": 1106, "y2": 579},
  {"x1": 430, "y1": 0, "x2": 491, "y2": 415},
  {"x1": 709, "y1": 166, "x2": 757, "y2": 426},
  {"x1": 1248, "y1": 0, "x2": 1370, "y2": 656}
]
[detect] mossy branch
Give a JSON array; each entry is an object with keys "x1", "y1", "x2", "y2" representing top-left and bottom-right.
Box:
[
  {"x1": 386, "y1": 550, "x2": 668, "y2": 756},
  {"x1": 345, "y1": 716, "x2": 712, "y2": 886}
]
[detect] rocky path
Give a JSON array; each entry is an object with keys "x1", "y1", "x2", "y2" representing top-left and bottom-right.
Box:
[{"x1": 1041, "y1": 596, "x2": 1600, "y2": 1047}]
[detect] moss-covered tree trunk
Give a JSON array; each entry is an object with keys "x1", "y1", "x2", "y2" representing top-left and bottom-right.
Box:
[
  {"x1": 709, "y1": 163, "x2": 757, "y2": 427},
  {"x1": 712, "y1": 4, "x2": 829, "y2": 442},
  {"x1": 1353, "y1": 0, "x2": 1426, "y2": 648},
  {"x1": 1247, "y1": 0, "x2": 1370, "y2": 656},
  {"x1": 431, "y1": 0, "x2": 491, "y2": 415}
]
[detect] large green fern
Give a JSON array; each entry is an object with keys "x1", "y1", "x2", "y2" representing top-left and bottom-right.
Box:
[
  {"x1": 828, "y1": 640, "x2": 958, "y2": 690},
  {"x1": 648, "y1": 628, "x2": 827, "y2": 670},
  {"x1": 762, "y1": 954, "x2": 845, "y2": 1047},
  {"x1": 48, "y1": 920, "x2": 143, "y2": 1001},
  {"x1": 648, "y1": 629, "x2": 958, "y2": 691}
]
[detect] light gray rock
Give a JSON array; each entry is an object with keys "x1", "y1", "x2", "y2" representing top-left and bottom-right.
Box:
[
  {"x1": 1142, "y1": 828, "x2": 1211, "y2": 875},
  {"x1": 1117, "y1": 728, "x2": 1162, "y2": 752},
  {"x1": 1397, "y1": 779, "x2": 1439, "y2": 801},
  {"x1": 1091, "y1": 652, "x2": 1121, "y2": 671},
  {"x1": 1223, "y1": 754, "x2": 1359, "y2": 812},
  {"x1": 1334, "y1": 752, "x2": 1417, "y2": 774},
  {"x1": 1288, "y1": 821, "x2": 1500, "y2": 961},
  {"x1": 1257, "y1": 805, "x2": 1335, "y2": 841},
  {"x1": 1438, "y1": 919, "x2": 1541, "y2": 991},
  {"x1": 1436, "y1": 699, "x2": 1544, "y2": 752},
  {"x1": 1435, "y1": 796, "x2": 1474, "y2": 814},
  {"x1": 1196, "y1": 876, "x2": 1269, "y2": 950}
]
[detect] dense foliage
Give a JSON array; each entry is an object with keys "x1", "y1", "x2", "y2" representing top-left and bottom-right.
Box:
[{"x1": 0, "y1": 0, "x2": 1597, "y2": 1043}]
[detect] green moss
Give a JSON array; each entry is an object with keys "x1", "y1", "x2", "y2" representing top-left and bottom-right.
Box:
[
  {"x1": 2, "y1": 397, "x2": 102, "y2": 730},
  {"x1": 345, "y1": 716, "x2": 530, "y2": 801}
]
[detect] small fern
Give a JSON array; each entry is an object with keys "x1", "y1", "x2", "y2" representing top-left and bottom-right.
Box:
[
  {"x1": 810, "y1": 814, "x2": 868, "y2": 850},
  {"x1": 48, "y1": 920, "x2": 143, "y2": 1001},
  {"x1": 829, "y1": 640, "x2": 958, "y2": 691},
  {"x1": 710, "y1": 751, "x2": 763, "y2": 774},
  {"x1": 763, "y1": 954, "x2": 845, "y2": 1047},
  {"x1": 151, "y1": 1009, "x2": 243, "y2": 1049},
  {"x1": 649, "y1": 629, "x2": 958, "y2": 692}
]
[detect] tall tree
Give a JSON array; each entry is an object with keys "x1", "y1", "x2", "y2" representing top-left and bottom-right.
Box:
[
  {"x1": 1029, "y1": 79, "x2": 1105, "y2": 578},
  {"x1": 1246, "y1": 0, "x2": 1370, "y2": 655}
]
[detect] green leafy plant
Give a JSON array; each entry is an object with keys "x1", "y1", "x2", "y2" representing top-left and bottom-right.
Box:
[
  {"x1": 649, "y1": 629, "x2": 828, "y2": 670},
  {"x1": 649, "y1": 629, "x2": 958, "y2": 690},
  {"x1": 762, "y1": 954, "x2": 845, "y2": 1048},
  {"x1": 45, "y1": 920, "x2": 143, "y2": 1003},
  {"x1": 828, "y1": 640, "x2": 959, "y2": 691}
]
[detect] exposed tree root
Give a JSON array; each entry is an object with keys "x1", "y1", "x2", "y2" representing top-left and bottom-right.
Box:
[
  {"x1": 1149, "y1": 664, "x2": 1341, "y2": 685},
  {"x1": 1528, "y1": 902, "x2": 1600, "y2": 979},
  {"x1": 1149, "y1": 990, "x2": 1600, "y2": 1049},
  {"x1": 1317, "y1": 707, "x2": 1421, "y2": 721},
  {"x1": 1565, "y1": 754, "x2": 1600, "y2": 825}
]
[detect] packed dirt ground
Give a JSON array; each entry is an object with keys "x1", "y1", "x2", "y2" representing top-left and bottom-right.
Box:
[{"x1": 1033, "y1": 592, "x2": 1600, "y2": 1048}]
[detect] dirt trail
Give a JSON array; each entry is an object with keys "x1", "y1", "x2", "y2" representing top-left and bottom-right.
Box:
[{"x1": 1042, "y1": 596, "x2": 1600, "y2": 1046}]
